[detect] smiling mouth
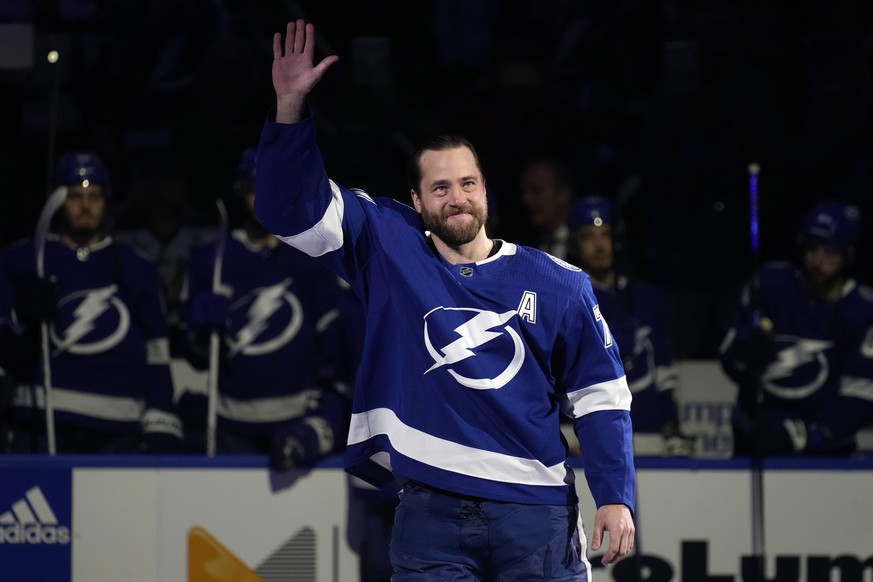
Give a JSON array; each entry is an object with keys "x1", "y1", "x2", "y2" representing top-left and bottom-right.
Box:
[{"x1": 446, "y1": 207, "x2": 471, "y2": 217}]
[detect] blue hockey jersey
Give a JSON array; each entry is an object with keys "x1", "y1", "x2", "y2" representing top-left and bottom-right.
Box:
[
  {"x1": 0, "y1": 236, "x2": 179, "y2": 437},
  {"x1": 592, "y1": 276, "x2": 680, "y2": 434},
  {"x1": 182, "y1": 229, "x2": 348, "y2": 435},
  {"x1": 255, "y1": 116, "x2": 635, "y2": 509},
  {"x1": 721, "y1": 262, "x2": 873, "y2": 444}
]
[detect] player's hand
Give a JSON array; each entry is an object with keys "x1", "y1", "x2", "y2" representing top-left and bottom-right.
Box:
[
  {"x1": 762, "y1": 413, "x2": 827, "y2": 454},
  {"x1": 591, "y1": 504, "x2": 635, "y2": 565},
  {"x1": 272, "y1": 20, "x2": 339, "y2": 123},
  {"x1": 140, "y1": 408, "x2": 183, "y2": 453},
  {"x1": 269, "y1": 417, "x2": 334, "y2": 471},
  {"x1": 662, "y1": 422, "x2": 695, "y2": 456}
]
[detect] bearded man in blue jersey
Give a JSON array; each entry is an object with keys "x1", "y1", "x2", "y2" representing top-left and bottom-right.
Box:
[
  {"x1": 1, "y1": 152, "x2": 181, "y2": 453},
  {"x1": 721, "y1": 200, "x2": 873, "y2": 456},
  {"x1": 255, "y1": 20, "x2": 636, "y2": 580}
]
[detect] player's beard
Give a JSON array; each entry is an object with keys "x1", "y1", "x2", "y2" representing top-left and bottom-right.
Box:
[
  {"x1": 804, "y1": 265, "x2": 844, "y2": 299},
  {"x1": 61, "y1": 213, "x2": 102, "y2": 247},
  {"x1": 421, "y1": 200, "x2": 488, "y2": 247}
]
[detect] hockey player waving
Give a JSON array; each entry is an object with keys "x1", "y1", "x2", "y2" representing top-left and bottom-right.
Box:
[{"x1": 254, "y1": 20, "x2": 636, "y2": 579}]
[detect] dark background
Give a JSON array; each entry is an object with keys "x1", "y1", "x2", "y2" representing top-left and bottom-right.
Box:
[{"x1": 2, "y1": 0, "x2": 873, "y2": 355}]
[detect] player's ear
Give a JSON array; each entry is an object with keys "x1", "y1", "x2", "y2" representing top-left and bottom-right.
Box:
[{"x1": 410, "y1": 189, "x2": 421, "y2": 212}]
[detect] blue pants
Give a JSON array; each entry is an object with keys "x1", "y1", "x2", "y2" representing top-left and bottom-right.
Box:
[{"x1": 390, "y1": 481, "x2": 590, "y2": 581}]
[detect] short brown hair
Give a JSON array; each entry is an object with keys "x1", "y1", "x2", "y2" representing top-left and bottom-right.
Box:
[{"x1": 407, "y1": 135, "x2": 484, "y2": 194}]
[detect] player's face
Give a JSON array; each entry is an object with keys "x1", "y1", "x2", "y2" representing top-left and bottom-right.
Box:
[
  {"x1": 803, "y1": 244, "x2": 846, "y2": 291},
  {"x1": 62, "y1": 184, "x2": 105, "y2": 235},
  {"x1": 576, "y1": 224, "x2": 614, "y2": 274},
  {"x1": 413, "y1": 146, "x2": 488, "y2": 247}
]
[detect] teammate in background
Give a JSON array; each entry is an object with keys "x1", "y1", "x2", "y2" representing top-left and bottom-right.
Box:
[
  {"x1": 255, "y1": 20, "x2": 636, "y2": 577},
  {"x1": 720, "y1": 200, "x2": 873, "y2": 456},
  {"x1": 519, "y1": 156, "x2": 579, "y2": 264},
  {"x1": 570, "y1": 196, "x2": 694, "y2": 456},
  {"x1": 178, "y1": 147, "x2": 352, "y2": 468},
  {"x1": 0, "y1": 152, "x2": 182, "y2": 453}
]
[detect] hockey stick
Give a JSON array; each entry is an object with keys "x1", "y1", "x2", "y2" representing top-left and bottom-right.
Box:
[
  {"x1": 747, "y1": 163, "x2": 766, "y2": 580},
  {"x1": 206, "y1": 199, "x2": 229, "y2": 457},
  {"x1": 34, "y1": 185, "x2": 69, "y2": 455},
  {"x1": 45, "y1": 49, "x2": 61, "y2": 198}
]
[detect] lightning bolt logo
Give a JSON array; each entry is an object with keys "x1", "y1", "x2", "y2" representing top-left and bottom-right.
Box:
[
  {"x1": 227, "y1": 281, "x2": 303, "y2": 357},
  {"x1": 50, "y1": 285, "x2": 130, "y2": 355},
  {"x1": 423, "y1": 307, "x2": 525, "y2": 390},
  {"x1": 762, "y1": 337, "x2": 831, "y2": 399}
]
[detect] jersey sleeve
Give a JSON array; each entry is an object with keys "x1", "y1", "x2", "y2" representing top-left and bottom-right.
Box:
[
  {"x1": 557, "y1": 275, "x2": 636, "y2": 511},
  {"x1": 255, "y1": 115, "x2": 363, "y2": 273},
  {"x1": 556, "y1": 275, "x2": 631, "y2": 418}
]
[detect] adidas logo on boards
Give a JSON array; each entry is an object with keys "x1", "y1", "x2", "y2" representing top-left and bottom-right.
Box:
[{"x1": 0, "y1": 486, "x2": 70, "y2": 545}]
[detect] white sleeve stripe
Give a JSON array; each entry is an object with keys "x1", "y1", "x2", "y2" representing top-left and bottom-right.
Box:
[
  {"x1": 558, "y1": 375, "x2": 632, "y2": 417},
  {"x1": 275, "y1": 180, "x2": 345, "y2": 257},
  {"x1": 347, "y1": 408, "x2": 571, "y2": 487},
  {"x1": 841, "y1": 376, "x2": 873, "y2": 401}
]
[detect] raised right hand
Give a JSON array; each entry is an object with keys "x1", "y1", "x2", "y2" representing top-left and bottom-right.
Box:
[{"x1": 272, "y1": 20, "x2": 339, "y2": 123}]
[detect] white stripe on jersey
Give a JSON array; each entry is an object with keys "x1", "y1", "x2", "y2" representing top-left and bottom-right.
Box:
[
  {"x1": 558, "y1": 375, "x2": 632, "y2": 418},
  {"x1": 217, "y1": 389, "x2": 320, "y2": 422},
  {"x1": 14, "y1": 385, "x2": 143, "y2": 421},
  {"x1": 347, "y1": 407, "x2": 572, "y2": 487},
  {"x1": 276, "y1": 180, "x2": 345, "y2": 257}
]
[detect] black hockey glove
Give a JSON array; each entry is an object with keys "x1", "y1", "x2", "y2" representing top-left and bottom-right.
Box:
[
  {"x1": 176, "y1": 390, "x2": 208, "y2": 431},
  {"x1": 269, "y1": 417, "x2": 335, "y2": 471},
  {"x1": 763, "y1": 417, "x2": 826, "y2": 455},
  {"x1": 187, "y1": 291, "x2": 231, "y2": 331},
  {"x1": 14, "y1": 273, "x2": 58, "y2": 326},
  {"x1": 661, "y1": 422, "x2": 695, "y2": 456}
]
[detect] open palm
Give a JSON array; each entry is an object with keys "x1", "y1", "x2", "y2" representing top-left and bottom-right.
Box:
[{"x1": 272, "y1": 20, "x2": 338, "y2": 121}]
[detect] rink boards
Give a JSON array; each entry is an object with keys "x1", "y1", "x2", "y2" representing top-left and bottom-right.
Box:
[{"x1": 1, "y1": 455, "x2": 872, "y2": 582}]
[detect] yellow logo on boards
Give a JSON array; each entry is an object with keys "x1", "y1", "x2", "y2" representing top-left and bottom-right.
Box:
[{"x1": 187, "y1": 526, "x2": 265, "y2": 582}]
